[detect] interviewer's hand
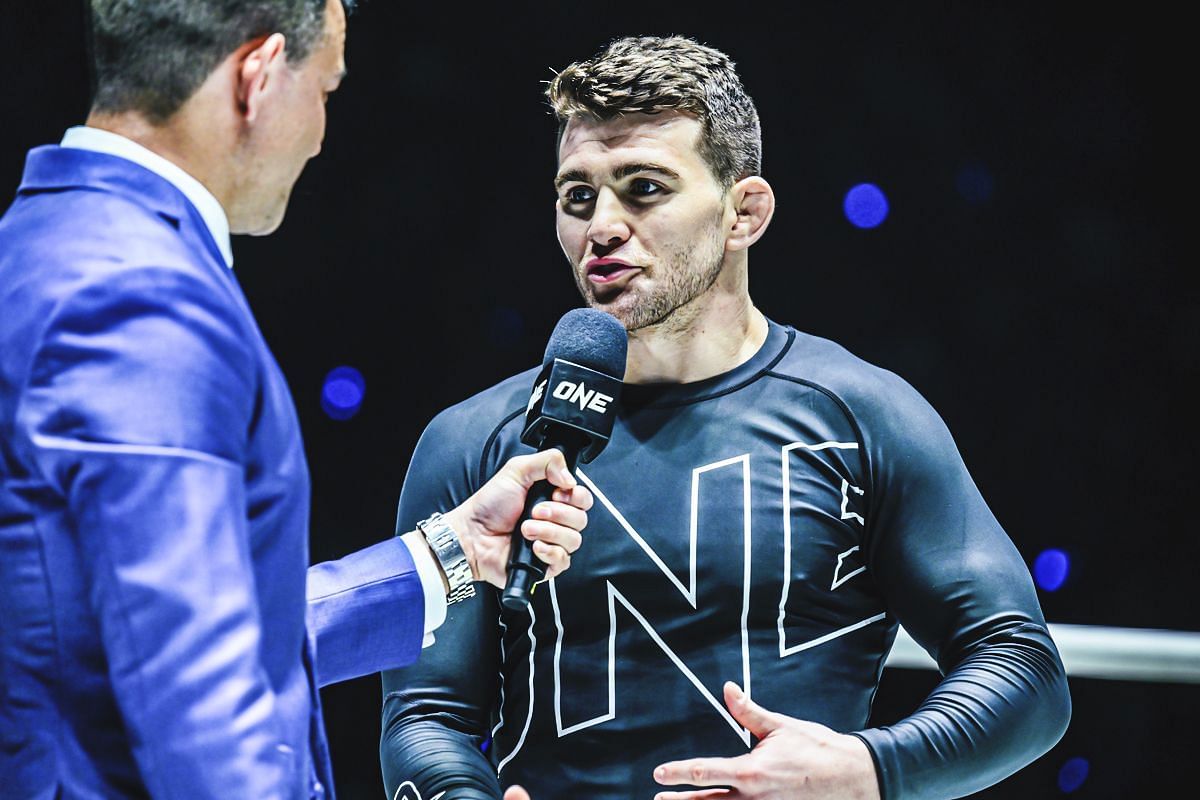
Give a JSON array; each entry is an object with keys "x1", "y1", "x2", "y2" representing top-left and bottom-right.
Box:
[
  {"x1": 653, "y1": 682, "x2": 880, "y2": 800},
  {"x1": 442, "y1": 449, "x2": 592, "y2": 588}
]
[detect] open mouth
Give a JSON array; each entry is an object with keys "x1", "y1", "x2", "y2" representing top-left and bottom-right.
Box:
[{"x1": 586, "y1": 259, "x2": 640, "y2": 284}]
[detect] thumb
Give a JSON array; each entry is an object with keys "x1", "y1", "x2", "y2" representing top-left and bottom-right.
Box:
[
  {"x1": 724, "y1": 681, "x2": 782, "y2": 739},
  {"x1": 503, "y1": 786, "x2": 532, "y2": 800},
  {"x1": 505, "y1": 448, "x2": 575, "y2": 491}
]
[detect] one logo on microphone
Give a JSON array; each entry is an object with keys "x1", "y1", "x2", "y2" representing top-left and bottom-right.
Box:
[
  {"x1": 552, "y1": 380, "x2": 613, "y2": 413},
  {"x1": 527, "y1": 379, "x2": 547, "y2": 413}
]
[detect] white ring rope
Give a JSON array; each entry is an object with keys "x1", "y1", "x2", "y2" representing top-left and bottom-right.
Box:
[{"x1": 885, "y1": 624, "x2": 1200, "y2": 683}]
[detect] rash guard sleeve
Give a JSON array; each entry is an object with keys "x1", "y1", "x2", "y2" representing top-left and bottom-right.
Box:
[
  {"x1": 379, "y1": 404, "x2": 512, "y2": 800},
  {"x1": 847, "y1": 372, "x2": 1071, "y2": 799}
]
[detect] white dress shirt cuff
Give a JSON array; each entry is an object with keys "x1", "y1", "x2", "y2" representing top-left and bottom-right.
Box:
[{"x1": 400, "y1": 530, "x2": 449, "y2": 648}]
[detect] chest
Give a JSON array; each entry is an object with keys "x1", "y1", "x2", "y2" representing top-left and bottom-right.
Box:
[{"x1": 506, "y1": 386, "x2": 882, "y2": 648}]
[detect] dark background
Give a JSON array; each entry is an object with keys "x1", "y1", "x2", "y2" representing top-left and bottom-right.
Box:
[{"x1": 2, "y1": 2, "x2": 1194, "y2": 797}]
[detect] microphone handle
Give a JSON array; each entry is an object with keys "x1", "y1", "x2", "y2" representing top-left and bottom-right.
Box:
[{"x1": 501, "y1": 439, "x2": 582, "y2": 612}]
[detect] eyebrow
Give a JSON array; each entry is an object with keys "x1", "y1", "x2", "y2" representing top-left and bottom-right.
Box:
[
  {"x1": 554, "y1": 162, "x2": 682, "y2": 190},
  {"x1": 554, "y1": 169, "x2": 589, "y2": 190}
]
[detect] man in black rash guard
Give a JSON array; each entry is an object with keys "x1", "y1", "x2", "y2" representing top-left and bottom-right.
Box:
[{"x1": 380, "y1": 36, "x2": 1070, "y2": 800}]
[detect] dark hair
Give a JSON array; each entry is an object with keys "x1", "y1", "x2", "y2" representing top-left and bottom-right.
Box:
[
  {"x1": 87, "y1": 0, "x2": 356, "y2": 123},
  {"x1": 547, "y1": 36, "x2": 762, "y2": 187}
]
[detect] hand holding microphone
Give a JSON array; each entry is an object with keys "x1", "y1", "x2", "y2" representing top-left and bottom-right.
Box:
[
  {"x1": 501, "y1": 309, "x2": 628, "y2": 611},
  {"x1": 440, "y1": 448, "x2": 593, "y2": 588}
]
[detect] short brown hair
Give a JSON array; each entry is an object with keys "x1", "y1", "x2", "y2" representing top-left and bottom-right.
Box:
[{"x1": 546, "y1": 36, "x2": 762, "y2": 188}]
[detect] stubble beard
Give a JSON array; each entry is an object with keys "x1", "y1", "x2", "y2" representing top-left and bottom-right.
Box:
[{"x1": 573, "y1": 212, "x2": 727, "y2": 333}]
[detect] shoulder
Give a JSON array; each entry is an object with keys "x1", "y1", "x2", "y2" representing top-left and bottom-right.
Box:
[
  {"x1": 1, "y1": 153, "x2": 221, "y2": 304},
  {"x1": 418, "y1": 367, "x2": 540, "y2": 450},
  {"x1": 766, "y1": 325, "x2": 947, "y2": 445},
  {"x1": 1, "y1": 190, "x2": 228, "y2": 337},
  {"x1": 397, "y1": 367, "x2": 540, "y2": 517},
  {"x1": 0, "y1": 227, "x2": 256, "y2": 439}
]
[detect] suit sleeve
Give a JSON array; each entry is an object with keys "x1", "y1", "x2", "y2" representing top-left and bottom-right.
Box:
[
  {"x1": 849, "y1": 376, "x2": 1071, "y2": 799},
  {"x1": 380, "y1": 408, "x2": 506, "y2": 800},
  {"x1": 16, "y1": 267, "x2": 294, "y2": 800},
  {"x1": 307, "y1": 533, "x2": 426, "y2": 688}
]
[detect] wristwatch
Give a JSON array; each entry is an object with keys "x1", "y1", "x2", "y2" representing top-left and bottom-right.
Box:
[{"x1": 416, "y1": 512, "x2": 477, "y2": 605}]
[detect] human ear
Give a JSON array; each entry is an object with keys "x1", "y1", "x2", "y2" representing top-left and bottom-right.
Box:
[
  {"x1": 236, "y1": 33, "x2": 287, "y2": 123},
  {"x1": 726, "y1": 176, "x2": 776, "y2": 252}
]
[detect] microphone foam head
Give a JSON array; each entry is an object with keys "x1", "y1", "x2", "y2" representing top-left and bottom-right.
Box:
[{"x1": 543, "y1": 308, "x2": 628, "y2": 380}]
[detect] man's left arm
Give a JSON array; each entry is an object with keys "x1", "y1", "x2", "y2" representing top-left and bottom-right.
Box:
[
  {"x1": 842, "y1": 376, "x2": 1072, "y2": 799},
  {"x1": 655, "y1": 375, "x2": 1070, "y2": 800}
]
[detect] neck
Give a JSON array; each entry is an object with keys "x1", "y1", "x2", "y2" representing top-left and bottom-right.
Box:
[
  {"x1": 624, "y1": 259, "x2": 768, "y2": 385},
  {"x1": 85, "y1": 109, "x2": 234, "y2": 213}
]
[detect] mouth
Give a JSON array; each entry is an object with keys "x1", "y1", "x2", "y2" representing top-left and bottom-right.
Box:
[{"x1": 586, "y1": 258, "x2": 641, "y2": 285}]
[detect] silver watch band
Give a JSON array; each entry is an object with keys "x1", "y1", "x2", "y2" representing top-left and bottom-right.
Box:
[{"x1": 416, "y1": 512, "x2": 477, "y2": 605}]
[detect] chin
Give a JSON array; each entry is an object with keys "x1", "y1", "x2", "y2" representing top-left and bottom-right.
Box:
[
  {"x1": 243, "y1": 205, "x2": 288, "y2": 237},
  {"x1": 232, "y1": 186, "x2": 293, "y2": 236},
  {"x1": 249, "y1": 219, "x2": 285, "y2": 237}
]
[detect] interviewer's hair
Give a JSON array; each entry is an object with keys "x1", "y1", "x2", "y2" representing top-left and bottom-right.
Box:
[
  {"x1": 87, "y1": 0, "x2": 356, "y2": 123},
  {"x1": 546, "y1": 36, "x2": 762, "y2": 188}
]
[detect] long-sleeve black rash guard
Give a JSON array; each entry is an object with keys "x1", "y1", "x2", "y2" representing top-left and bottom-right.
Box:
[{"x1": 380, "y1": 320, "x2": 1070, "y2": 800}]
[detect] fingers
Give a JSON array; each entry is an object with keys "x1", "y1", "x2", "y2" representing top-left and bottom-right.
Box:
[
  {"x1": 522, "y1": 512, "x2": 583, "y2": 550},
  {"x1": 552, "y1": 483, "x2": 594, "y2": 511},
  {"x1": 654, "y1": 791, "x2": 732, "y2": 800},
  {"x1": 521, "y1": 514, "x2": 577, "y2": 579},
  {"x1": 530, "y1": 497, "x2": 589, "y2": 536},
  {"x1": 516, "y1": 484, "x2": 591, "y2": 580},
  {"x1": 722, "y1": 682, "x2": 782, "y2": 739},
  {"x1": 521, "y1": 510, "x2": 582, "y2": 575},
  {"x1": 503, "y1": 786, "x2": 532, "y2": 800},
  {"x1": 528, "y1": 537, "x2": 571, "y2": 578},
  {"x1": 502, "y1": 449, "x2": 576, "y2": 491},
  {"x1": 654, "y1": 757, "x2": 739, "y2": 789},
  {"x1": 521, "y1": 486, "x2": 591, "y2": 553}
]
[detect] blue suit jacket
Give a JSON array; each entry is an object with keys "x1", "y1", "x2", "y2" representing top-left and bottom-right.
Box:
[{"x1": 0, "y1": 146, "x2": 426, "y2": 799}]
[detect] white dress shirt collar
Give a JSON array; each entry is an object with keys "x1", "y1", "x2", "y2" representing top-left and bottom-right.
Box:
[{"x1": 61, "y1": 126, "x2": 234, "y2": 269}]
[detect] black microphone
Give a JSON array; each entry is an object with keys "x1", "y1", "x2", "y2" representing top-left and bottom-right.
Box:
[{"x1": 500, "y1": 308, "x2": 627, "y2": 612}]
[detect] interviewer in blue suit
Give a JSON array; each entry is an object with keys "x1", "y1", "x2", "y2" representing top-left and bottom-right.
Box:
[{"x1": 0, "y1": 2, "x2": 588, "y2": 799}]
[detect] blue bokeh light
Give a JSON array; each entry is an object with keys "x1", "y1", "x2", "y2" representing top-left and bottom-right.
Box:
[
  {"x1": 321, "y1": 366, "x2": 366, "y2": 421},
  {"x1": 1033, "y1": 548, "x2": 1070, "y2": 592},
  {"x1": 956, "y1": 163, "x2": 995, "y2": 205},
  {"x1": 1057, "y1": 756, "x2": 1089, "y2": 793},
  {"x1": 843, "y1": 183, "x2": 889, "y2": 229}
]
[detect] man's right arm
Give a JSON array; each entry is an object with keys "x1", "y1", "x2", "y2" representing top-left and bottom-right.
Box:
[
  {"x1": 380, "y1": 593, "x2": 504, "y2": 799},
  {"x1": 380, "y1": 408, "x2": 513, "y2": 800}
]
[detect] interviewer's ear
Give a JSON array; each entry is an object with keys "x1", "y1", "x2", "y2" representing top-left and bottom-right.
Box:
[
  {"x1": 725, "y1": 176, "x2": 776, "y2": 252},
  {"x1": 236, "y1": 33, "x2": 288, "y2": 123}
]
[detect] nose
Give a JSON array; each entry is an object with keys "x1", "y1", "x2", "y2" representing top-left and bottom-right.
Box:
[{"x1": 587, "y1": 187, "x2": 631, "y2": 251}]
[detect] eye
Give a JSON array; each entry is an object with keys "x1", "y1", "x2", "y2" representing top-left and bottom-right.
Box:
[
  {"x1": 563, "y1": 185, "x2": 596, "y2": 204},
  {"x1": 629, "y1": 178, "x2": 664, "y2": 197}
]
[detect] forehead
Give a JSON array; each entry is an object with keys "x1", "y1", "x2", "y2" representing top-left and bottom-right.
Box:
[{"x1": 557, "y1": 112, "x2": 707, "y2": 176}]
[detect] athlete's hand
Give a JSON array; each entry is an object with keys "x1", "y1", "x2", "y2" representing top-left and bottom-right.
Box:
[
  {"x1": 443, "y1": 449, "x2": 592, "y2": 588},
  {"x1": 504, "y1": 787, "x2": 532, "y2": 800},
  {"x1": 652, "y1": 682, "x2": 880, "y2": 800}
]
